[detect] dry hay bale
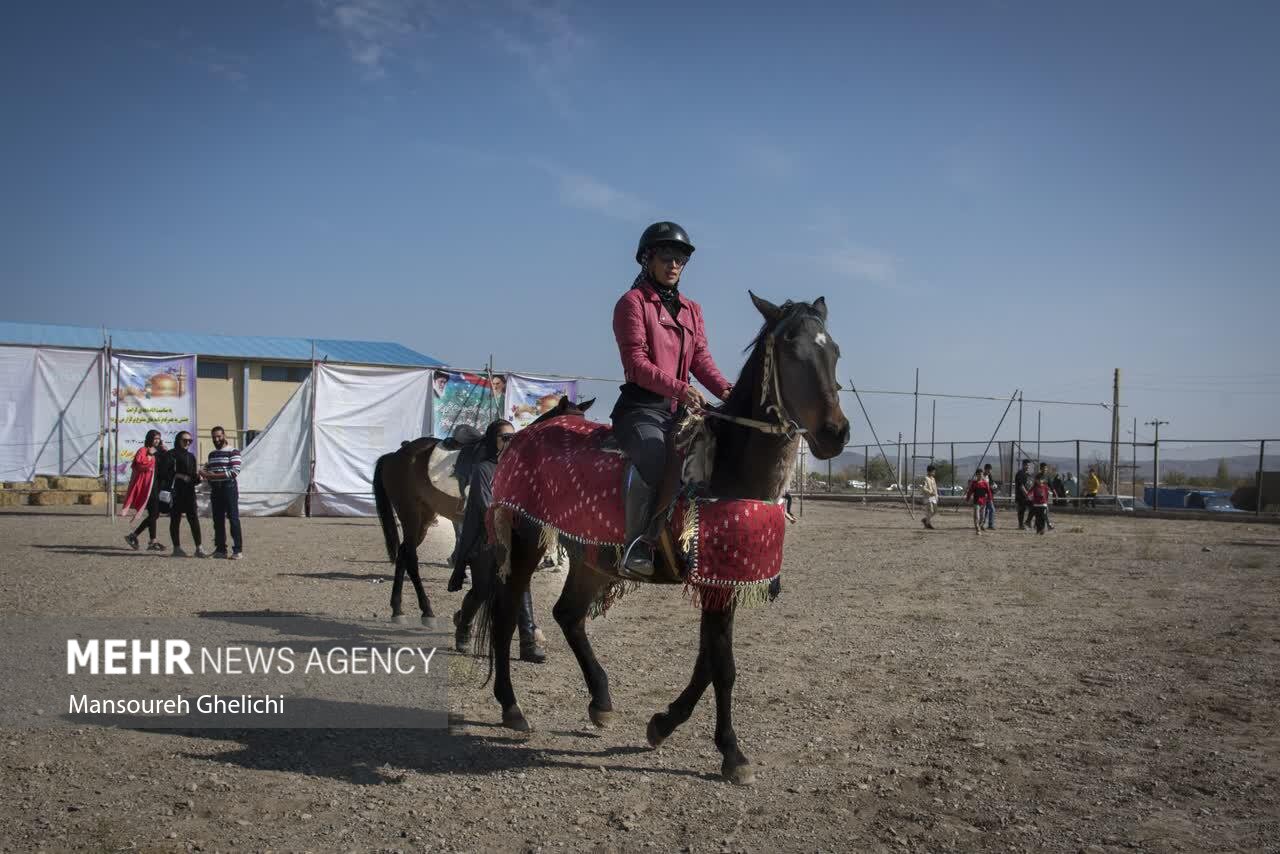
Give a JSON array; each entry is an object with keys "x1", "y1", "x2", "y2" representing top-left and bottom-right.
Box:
[
  {"x1": 2, "y1": 481, "x2": 34, "y2": 490},
  {"x1": 50, "y1": 476, "x2": 102, "y2": 491},
  {"x1": 77, "y1": 492, "x2": 107, "y2": 506},
  {"x1": 28, "y1": 491, "x2": 79, "y2": 507},
  {"x1": 30, "y1": 476, "x2": 50, "y2": 490},
  {"x1": 0, "y1": 492, "x2": 26, "y2": 507}
]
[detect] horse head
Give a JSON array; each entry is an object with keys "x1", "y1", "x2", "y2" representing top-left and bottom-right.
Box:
[
  {"x1": 736, "y1": 292, "x2": 850, "y2": 460},
  {"x1": 528, "y1": 395, "x2": 595, "y2": 426}
]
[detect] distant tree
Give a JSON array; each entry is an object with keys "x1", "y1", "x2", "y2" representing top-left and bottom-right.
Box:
[
  {"x1": 865, "y1": 457, "x2": 893, "y2": 486},
  {"x1": 929, "y1": 459, "x2": 956, "y2": 486},
  {"x1": 1215, "y1": 458, "x2": 1231, "y2": 487},
  {"x1": 1164, "y1": 469, "x2": 1189, "y2": 486}
]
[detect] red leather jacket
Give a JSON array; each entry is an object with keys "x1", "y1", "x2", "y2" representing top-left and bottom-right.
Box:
[{"x1": 613, "y1": 283, "x2": 731, "y2": 409}]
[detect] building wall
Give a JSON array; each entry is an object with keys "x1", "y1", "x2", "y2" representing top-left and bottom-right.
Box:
[
  {"x1": 192, "y1": 358, "x2": 308, "y2": 450},
  {"x1": 245, "y1": 362, "x2": 308, "y2": 435},
  {"x1": 196, "y1": 358, "x2": 244, "y2": 446}
]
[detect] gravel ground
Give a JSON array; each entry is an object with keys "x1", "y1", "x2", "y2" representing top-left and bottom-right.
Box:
[{"x1": 1, "y1": 503, "x2": 1278, "y2": 853}]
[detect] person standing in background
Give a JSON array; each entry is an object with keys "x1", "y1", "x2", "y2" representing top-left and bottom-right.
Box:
[
  {"x1": 167, "y1": 431, "x2": 206, "y2": 558},
  {"x1": 920, "y1": 464, "x2": 939, "y2": 530},
  {"x1": 124, "y1": 432, "x2": 167, "y2": 551},
  {"x1": 982, "y1": 463, "x2": 999, "y2": 530},
  {"x1": 202, "y1": 425, "x2": 243, "y2": 560}
]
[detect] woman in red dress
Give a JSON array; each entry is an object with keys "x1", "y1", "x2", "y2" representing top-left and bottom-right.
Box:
[{"x1": 123, "y1": 430, "x2": 161, "y2": 523}]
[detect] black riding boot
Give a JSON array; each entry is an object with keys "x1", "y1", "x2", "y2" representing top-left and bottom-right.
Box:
[{"x1": 621, "y1": 464, "x2": 659, "y2": 578}]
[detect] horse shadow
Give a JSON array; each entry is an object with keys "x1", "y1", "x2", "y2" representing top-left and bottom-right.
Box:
[
  {"x1": 276, "y1": 570, "x2": 390, "y2": 582},
  {"x1": 33, "y1": 544, "x2": 143, "y2": 558},
  {"x1": 119, "y1": 700, "x2": 711, "y2": 785}
]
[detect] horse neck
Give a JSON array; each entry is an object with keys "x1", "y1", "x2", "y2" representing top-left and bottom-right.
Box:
[{"x1": 708, "y1": 345, "x2": 799, "y2": 500}]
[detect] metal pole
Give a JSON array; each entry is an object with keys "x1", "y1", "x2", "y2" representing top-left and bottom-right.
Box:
[
  {"x1": 864, "y1": 445, "x2": 869, "y2": 495},
  {"x1": 911, "y1": 368, "x2": 919, "y2": 487},
  {"x1": 1258, "y1": 440, "x2": 1266, "y2": 517},
  {"x1": 1146, "y1": 419, "x2": 1168, "y2": 509},
  {"x1": 950, "y1": 442, "x2": 955, "y2": 492},
  {"x1": 930, "y1": 399, "x2": 936, "y2": 463},
  {"x1": 1075, "y1": 440, "x2": 1081, "y2": 508},
  {"x1": 1132, "y1": 417, "x2": 1138, "y2": 500},
  {"x1": 1017, "y1": 392, "x2": 1023, "y2": 465},
  {"x1": 798, "y1": 443, "x2": 805, "y2": 517},
  {"x1": 1036, "y1": 409, "x2": 1041, "y2": 462},
  {"x1": 306, "y1": 341, "x2": 318, "y2": 517},
  {"x1": 1112, "y1": 369, "x2": 1121, "y2": 496}
]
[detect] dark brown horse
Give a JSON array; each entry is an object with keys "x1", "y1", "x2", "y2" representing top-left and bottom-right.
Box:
[
  {"x1": 371, "y1": 398, "x2": 594, "y2": 625},
  {"x1": 483, "y1": 293, "x2": 850, "y2": 784}
]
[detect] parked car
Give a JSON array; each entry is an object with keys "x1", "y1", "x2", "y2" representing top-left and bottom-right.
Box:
[
  {"x1": 1116, "y1": 496, "x2": 1151, "y2": 512},
  {"x1": 846, "y1": 479, "x2": 867, "y2": 490}
]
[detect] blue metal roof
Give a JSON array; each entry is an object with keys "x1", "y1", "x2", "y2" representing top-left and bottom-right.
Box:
[{"x1": 0, "y1": 321, "x2": 442, "y2": 367}]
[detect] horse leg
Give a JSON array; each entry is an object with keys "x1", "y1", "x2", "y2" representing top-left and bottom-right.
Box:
[
  {"x1": 403, "y1": 505, "x2": 436, "y2": 627},
  {"x1": 390, "y1": 542, "x2": 410, "y2": 623},
  {"x1": 552, "y1": 561, "x2": 618, "y2": 728},
  {"x1": 493, "y1": 535, "x2": 539, "y2": 732},
  {"x1": 705, "y1": 607, "x2": 753, "y2": 785},
  {"x1": 646, "y1": 640, "x2": 711, "y2": 748}
]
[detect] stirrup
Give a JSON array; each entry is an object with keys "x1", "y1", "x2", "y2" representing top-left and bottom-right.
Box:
[{"x1": 620, "y1": 537, "x2": 656, "y2": 579}]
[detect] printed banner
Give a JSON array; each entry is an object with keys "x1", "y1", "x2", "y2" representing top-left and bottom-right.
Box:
[
  {"x1": 431, "y1": 371, "x2": 504, "y2": 439},
  {"x1": 503, "y1": 374, "x2": 578, "y2": 431},
  {"x1": 110, "y1": 354, "x2": 198, "y2": 479}
]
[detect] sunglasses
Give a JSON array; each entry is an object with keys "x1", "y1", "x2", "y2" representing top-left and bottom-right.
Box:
[
  {"x1": 653, "y1": 248, "x2": 690, "y2": 267},
  {"x1": 497, "y1": 434, "x2": 514, "y2": 443}
]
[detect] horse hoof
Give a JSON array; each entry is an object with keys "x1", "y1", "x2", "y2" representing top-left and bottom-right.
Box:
[
  {"x1": 646, "y1": 715, "x2": 666, "y2": 749},
  {"x1": 420, "y1": 614, "x2": 437, "y2": 629},
  {"x1": 502, "y1": 704, "x2": 532, "y2": 732},
  {"x1": 721, "y1": 759, "x2": 755, "y2": 786},
  {"x1": 588, "y1": 704, "x2": 615, "y2": 729},
  {"x1": 390, "y1": 614, "x2": 408, "y2": 625}
]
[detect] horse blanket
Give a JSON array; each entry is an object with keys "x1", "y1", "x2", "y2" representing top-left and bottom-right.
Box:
[{"x1": 489, "y1": 415, "x2": 785, "y2": 611}]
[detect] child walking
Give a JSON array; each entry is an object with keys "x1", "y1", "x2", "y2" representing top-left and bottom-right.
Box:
[
  {"x1": 1028, "y1": 473, "x2": 1052, "y2": 534},
  {"x1": 964, "y1": 468, "x2": 993, "y2": 535},
  {"x1": 920, "y1": 464, "x2": 940, "y2": 530}
]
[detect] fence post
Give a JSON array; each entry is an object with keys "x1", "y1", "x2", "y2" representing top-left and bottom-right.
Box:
[
  {"x1": 864, "y1": 445, "x2": 869, "y2": 496},
  {"x1": 1258, "y1": 440, "x2": 1266, "y2": 517},
  {"x1": 1075, "y1": 440, "x2": 1081, "y2": 508},
  {"x1": 950, "y1": 442, "x2": 956, "y2": 492}
]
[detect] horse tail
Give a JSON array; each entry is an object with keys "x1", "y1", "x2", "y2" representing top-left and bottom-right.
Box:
[
  {"x1": 474, "y1": 506, "x2": 514, "y2": 687},
  {"x1": 372, "y1": 453, "x2": 399, "y2": 565}
]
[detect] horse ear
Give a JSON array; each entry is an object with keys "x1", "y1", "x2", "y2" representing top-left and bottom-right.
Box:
[
  {"x1": 812, "y1": 296, "x2": 827, "y2": 320},
  {"x1": 577, "y1": 397, "x2": 595, "y2": 413},
  {"x1": 749, "y1": 290, "x2": 783, "y2": 325}
]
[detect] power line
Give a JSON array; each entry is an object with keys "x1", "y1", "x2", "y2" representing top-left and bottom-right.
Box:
[{"x1": 841, "y1": 387, "x2": 1111, "y2": 408}]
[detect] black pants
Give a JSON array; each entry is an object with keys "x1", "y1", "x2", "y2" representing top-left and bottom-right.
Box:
[
  {"x1": 211, "y1": 481, "x2": 242, "y2": 553},
  {"x1": 169, "y1": 487, "x2": 201, "y2": 548},
  {"x1": 131, "y1": 497, "x2": 160, "y2": 540},
  {"x1": 1030, "y1": 506, "x2": 1048, "y2": 533},
  {"x1": 1016, "y1": 499, "x2": 1029, "y2": 528},
  {"x1": 610, "y1": 403, "x2": 672, "y2": 487},
  {"x1": 457, "y1": 548, "x2": 537, "y2": 639}
]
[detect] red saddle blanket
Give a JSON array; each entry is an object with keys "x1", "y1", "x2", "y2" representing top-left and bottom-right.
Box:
[{"x1": 490, "y1": 415, "x2": 785, "y2": 611}]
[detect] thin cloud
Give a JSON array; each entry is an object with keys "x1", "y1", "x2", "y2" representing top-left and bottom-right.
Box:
[
  {"x1": 140, "y1": 37, "x2": 249, "y2": 85},
  {"x1": 315, "y1": 0, "x2": 445, "y2": 79},
  {"x1": 737, "y1": 140, "x2": 795, "y2": 180},
  {"x1": 816, "y1": 246, "x2": 898, "y2": 286},
  {"x1": 493, "y1": 0, "x2": 590, "y2": 118},
  {"x1": 531, "y1": 161, "x2": 652, "y2": 222}
]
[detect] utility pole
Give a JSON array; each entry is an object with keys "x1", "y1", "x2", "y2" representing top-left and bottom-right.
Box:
[
  {"x1": 1146, "y1": 418, "x2": 1169, "y2": 509},
  {"x1": 1036, "y1": 409, "x2": 1041, "y2": 462},
  {"x1": 911, "y1": 368, "x2": 919, "y2": 487},
  {"x1": 1111, "y1": 369, "x2": 1121, "y2": 496}
]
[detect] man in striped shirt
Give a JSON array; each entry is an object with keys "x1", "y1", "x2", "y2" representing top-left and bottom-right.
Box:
[{"x1": 202, "y1": 426, "x2": 243, "y2": 559}]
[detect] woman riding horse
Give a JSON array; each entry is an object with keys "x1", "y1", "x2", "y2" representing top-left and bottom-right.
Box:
[{"x1": 612, "y1": 221, "x2": 732, "y2": 577}]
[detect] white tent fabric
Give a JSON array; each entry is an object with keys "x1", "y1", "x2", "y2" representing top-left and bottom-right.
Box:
[
  {"x1": 0, "y1": 346, "x2": 102, "y2": 481},
  {"x1": 198, "y1": 372, "x2": 314, "y2": 517},
  {"x1": 312, "y1": 364, "x2": 433, "y2": 516}
]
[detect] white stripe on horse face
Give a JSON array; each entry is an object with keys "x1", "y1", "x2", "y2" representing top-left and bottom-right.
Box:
[{"x1": 815, "y1": 332, "x2": 829, "y2": 347}]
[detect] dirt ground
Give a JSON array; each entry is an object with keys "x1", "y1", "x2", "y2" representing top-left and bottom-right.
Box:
[{"x1": 1, "y1": 502, "x2": 1277, "y2": 853}]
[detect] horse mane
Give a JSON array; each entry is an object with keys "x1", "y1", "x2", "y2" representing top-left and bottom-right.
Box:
[{"x1": 714, "y1": 299, "x2": 820, "y2": 429}]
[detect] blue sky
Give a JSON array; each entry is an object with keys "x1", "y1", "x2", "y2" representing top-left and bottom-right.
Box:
[{"x1": 3, "y1": 0, "x2": 1278, "y2": 449}]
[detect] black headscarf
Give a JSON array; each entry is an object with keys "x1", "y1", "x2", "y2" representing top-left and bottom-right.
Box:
[{"x1": 479, "y1": 419, "x2": 514, "y2": 462}]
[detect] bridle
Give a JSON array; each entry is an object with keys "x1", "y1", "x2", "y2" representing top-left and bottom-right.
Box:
[{"x1": 698, "y1": 307, "x2": 838, "y2": 442}]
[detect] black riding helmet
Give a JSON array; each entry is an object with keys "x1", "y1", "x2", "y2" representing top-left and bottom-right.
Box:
[{"x1": 636, "y1": 221, "x2": 695, "y2": 264}]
